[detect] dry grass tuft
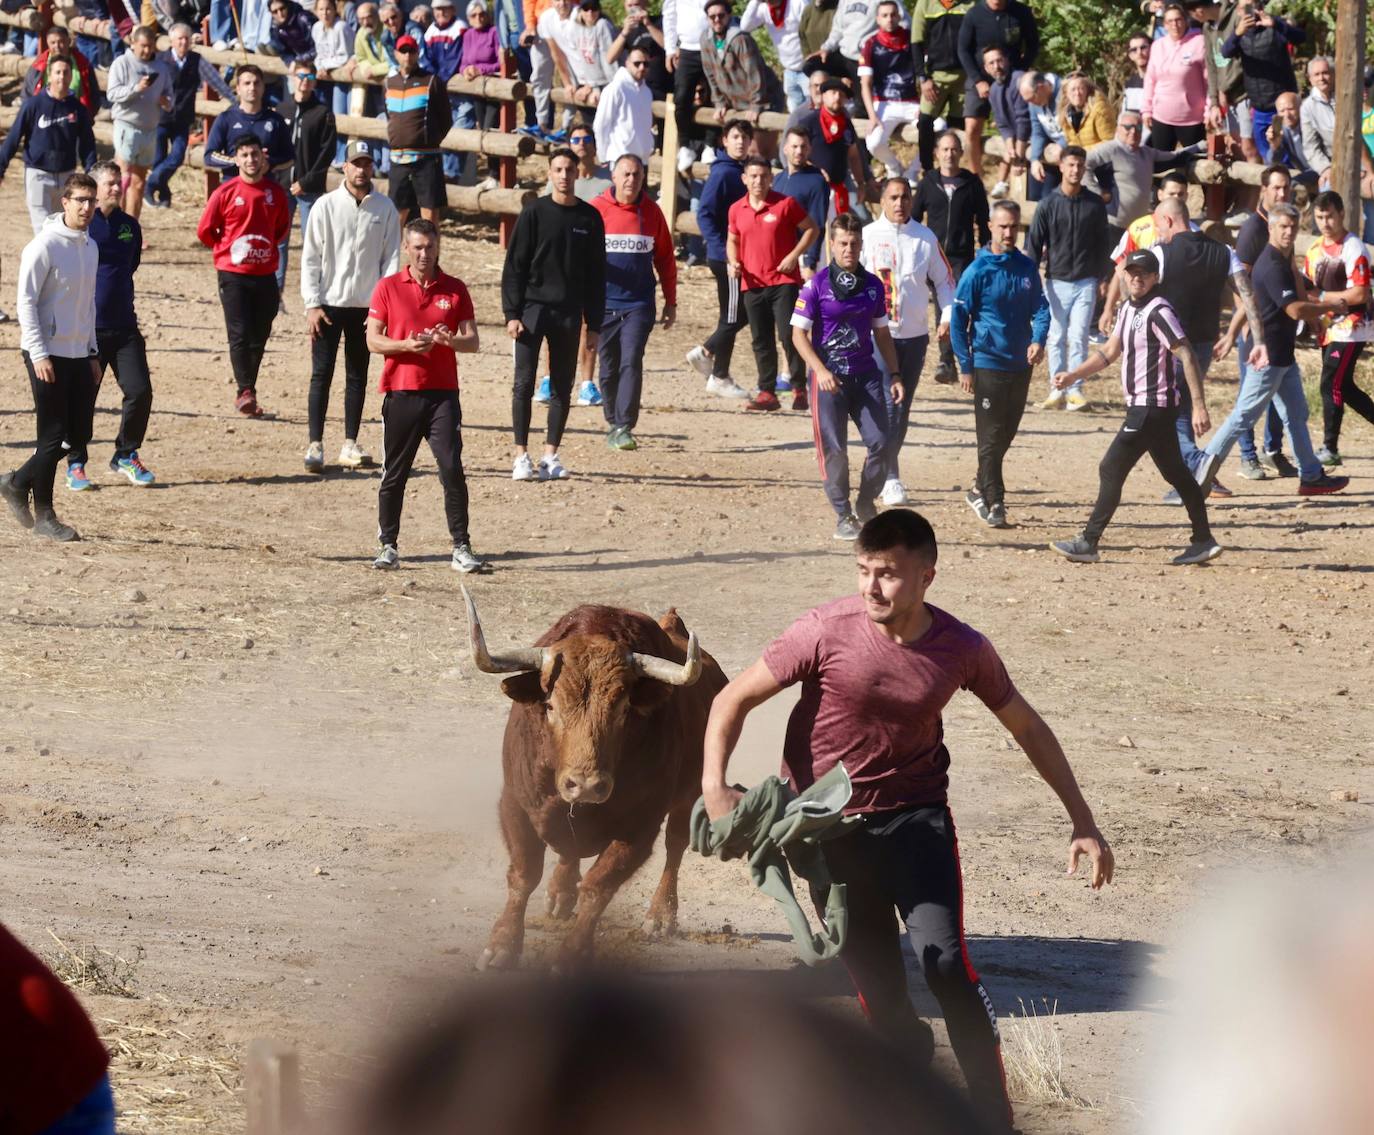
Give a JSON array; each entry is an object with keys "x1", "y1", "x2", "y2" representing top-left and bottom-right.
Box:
[
  {"x1": 45, "y1": 928, "x2": 143, "y2": 998},
  {"x1": 97, "y1": 1018, "x2": 243, "y2": 1135},
  {"x1": 1002, "y1": 997, "x2": 1095, "y2": 1110}
]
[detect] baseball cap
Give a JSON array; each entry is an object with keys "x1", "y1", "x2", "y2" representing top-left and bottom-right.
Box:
[
  {"x1": 1124, "y1": 249, "x2": 1159, "y2": 274},
  {"x1": 344, "y1": 140, "x2": 375, "y2": 164},
  {"x1": 819, "y1": 78, "x2": 849, "y2": 95},
  {"x1": 395, "y1": 32, "x2": 418, "y2": 49},
  {"x1": 432, "y1": 0, "x2": 454, "y2": 7}
]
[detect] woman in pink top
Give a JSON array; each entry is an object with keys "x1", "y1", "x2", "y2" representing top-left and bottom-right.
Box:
[{"x1": 1142, "y1": 3, "x2": 1208, "y2": 149}]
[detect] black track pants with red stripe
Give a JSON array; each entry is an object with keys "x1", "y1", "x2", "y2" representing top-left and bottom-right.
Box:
[
  {"x1": 815, "y1": 805, "x2": 1014, "y2": 1132},
  {"x1": 1320, "y1": 341, "x2": 1374, "y2": 454}
]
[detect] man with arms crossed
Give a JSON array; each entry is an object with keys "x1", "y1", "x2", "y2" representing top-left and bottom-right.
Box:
[
  {"x1": 367, "y1": 219, "x2": 489, "y2": 574},
  {"x1": 703, "y1": 507, "x2": 1113, "y2": 1134}
]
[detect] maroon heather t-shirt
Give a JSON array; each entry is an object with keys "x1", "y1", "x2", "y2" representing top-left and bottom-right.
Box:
[{"x1": 762, "y1": 595, "x2": 1015, "y2": 814}]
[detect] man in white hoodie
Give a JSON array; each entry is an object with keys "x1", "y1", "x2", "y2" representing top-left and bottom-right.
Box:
[
  {"x1": 0, "y1": 172, "x2": 100, "y2": 543},
  {"x1": 300, "y1": 141, "x2": 402, "y2": 473},
  {"x1": 861, "y1": 176, "x2": 954, "y2": 505},
  {"x1": 593, "y1": 48, "x2": 654, "y2": 164}
]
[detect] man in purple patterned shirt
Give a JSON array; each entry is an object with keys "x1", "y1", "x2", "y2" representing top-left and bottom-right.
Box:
[{"x1": 790, "y1": 213, "x2": 904, "y2": 541}]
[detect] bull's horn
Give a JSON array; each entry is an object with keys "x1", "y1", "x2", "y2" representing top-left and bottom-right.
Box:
[
  {"x1": 629, "y1": 632, "x2": 702, "y2": 687},
  {"x1": 461, "y1": 585, "x2": 547, "y2": 674}
]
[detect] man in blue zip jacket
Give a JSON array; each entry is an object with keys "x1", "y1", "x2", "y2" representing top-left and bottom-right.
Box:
[
  {"x1": 203, "y1": 65, "x2": 294, "y2": 178},
  {"x1": 774, "y1": 127, "x2": 829, "y2": 281},
  {"x1": 0, "y1": 55, "x2": 97, "y2": 235},
  {"x1": 65, "y1": 161, "x2": 157, "y2": 492},
  {"x1": 951, "y1": 198, "x2": 1048, "y2": 530},
  {"x1": 685, "y1": 118, "x2": 750, "y2": 400}
]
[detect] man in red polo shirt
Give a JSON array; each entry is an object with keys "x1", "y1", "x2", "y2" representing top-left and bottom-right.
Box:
[
  {"x1": 366, "y1": 217, "x2": 490, "y2": 574},
  {"x1": 728, "y1": 155, "x2": 819, "y2": 412}
]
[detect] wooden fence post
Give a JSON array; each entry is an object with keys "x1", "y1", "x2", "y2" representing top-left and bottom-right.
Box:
[
  {"x1": 659, "y1": 93, "x2": 680, "y2": 237},
  {"x1": 499, "y1": 51, "x2": 517, "y2": 247},
  {"x1": 245, "y1": 1039, "x2": 304, "y2": 1135}
]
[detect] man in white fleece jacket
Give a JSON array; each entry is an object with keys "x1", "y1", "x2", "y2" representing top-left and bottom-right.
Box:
[
  {"x1": 0, "y1": 172, "x2": 100, "y2": 543},
  {"x1": 299, "y1": 141, "x2": 401, "y2": 474}
]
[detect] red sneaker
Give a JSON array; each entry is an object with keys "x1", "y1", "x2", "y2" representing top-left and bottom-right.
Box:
[
  {"x1": 745, "y1": 390, "x2": 781, "y2": 412},
  {"x1": 1297, "y1": 474, "x2": 1348, "y2": 496},
  {"x1": 791, "y1": 390, "x2": 809, "y2": 412},
  {"x1": 235, "y1": 388, "x2": 264, "y2": 418}
]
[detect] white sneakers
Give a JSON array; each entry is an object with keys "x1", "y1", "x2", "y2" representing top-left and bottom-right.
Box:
[
  {"x1": 1065, "y1": 388, "x2": 1089, "y2": 412},
  {"x1": 304, "y1": 441, "x2": 324, "y2": 473},
  {"x1": 1039, "y1": 387, "x2": 1067, "y2": 410},
  {"x1": 513, "y1": 453, "x2": 570, "y2": 481},
  {"x1": 685, "y1": 346, "x2": 713, "y2": 376},
  {"x1": 339, "y1": 439, "x2": 370, "y2": 467},
  {"x1": 475, "y1": 176, "x2": 499, "y2": 192},
  {"x1": 706, "y1": 376, "x2": 749, "y2": 399},
  {"x1": 990, "y1": 180, "x2": 1010, "y2": 199},
  {"x1": 677, "y1": 146, "x2": 696, "y2": 174},
  {"x1": 880, "y1": 478, "x2": 908, "y2": 507}
]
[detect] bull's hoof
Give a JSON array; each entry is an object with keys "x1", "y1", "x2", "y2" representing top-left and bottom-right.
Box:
[
  {"x1": 545, "y1": 890, "x2": 577, "y2": 921},
  {"x1": 641, "y1": 913, "x2": 679, "y2": 938},
  {"x1": 476, "y1": 945, "x2": 519, "y2": 972}
]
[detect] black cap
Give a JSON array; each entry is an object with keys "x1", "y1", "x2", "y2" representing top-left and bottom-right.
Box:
[
  {"x1": 1123, "y1": 249, "x2": 1159, "y2": 275},
  {"x1": 819, "y1": 78, "x2": 849, "y2": 95}
]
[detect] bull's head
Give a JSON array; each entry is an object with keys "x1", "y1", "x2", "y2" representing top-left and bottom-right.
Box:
[{"x1": 461, "y1": 588, "x2": 701, "y2": 805}]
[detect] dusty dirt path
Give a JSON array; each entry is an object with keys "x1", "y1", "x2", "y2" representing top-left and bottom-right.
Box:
[{"x1": 1, "y1": 174, "x2": 1372, "y2": 1133}]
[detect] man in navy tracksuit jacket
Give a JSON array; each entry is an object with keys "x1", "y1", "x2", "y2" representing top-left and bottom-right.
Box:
[
  {"x1": 687, "y1": 120, "x2": 749, "y2": 395},
  {"x1": 0, "y1": 73, "x2": 97, "y2": 235},
  {"x1": 950, "y1": 199, "x2": 1049, "y2": 529},
  {"x1": 203, "y1": 67, "x2": 294, "y2": 175}
]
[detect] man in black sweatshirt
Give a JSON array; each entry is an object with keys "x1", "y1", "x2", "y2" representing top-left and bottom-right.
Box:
[
  {"x1": 955, "y1": 0, "x2": 1037, "y2": 179},
  {"x1": 0, "y1": 56, "x2": 96, "y2": 235},
  {"x1": 278, "y1": 58, "x2": 338, "y2": 295},
  {"x1": 501, "y1": 148, "x2": 606, "y2": 483},
  {"x1": 913, "y1": 129, "x2": 989, "y2": 382}
]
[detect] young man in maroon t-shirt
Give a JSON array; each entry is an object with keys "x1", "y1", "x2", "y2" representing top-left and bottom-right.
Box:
[
  {"x1": 702, "y1": 509, "x2": 1113, "y2": 1133},
  {"x1": 727, "y1": 156, "x2": 819, "y2": 412},
  {"x1": 366, "y1": 218, "x2": 490, "y2": 574}
]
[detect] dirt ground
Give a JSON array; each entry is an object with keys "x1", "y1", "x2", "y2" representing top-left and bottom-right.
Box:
[{"x1": 1, "y1": 168, "x2": 1373, "y2": 1134}]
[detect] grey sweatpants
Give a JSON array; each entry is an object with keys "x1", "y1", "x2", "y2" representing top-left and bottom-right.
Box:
[{"x1": 25, "y1": 167, "x2": 68, "y2": 235}]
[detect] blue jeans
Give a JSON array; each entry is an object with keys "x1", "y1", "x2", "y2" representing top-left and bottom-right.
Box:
[
  {"x1": 276, "y1": 192, "x2": 319, "y2": 291},
  {"x1": 1363, "y1": 199, "x2": 1374, "y2": 243},
  {"x1": 1045, "y1": 276, "x2": 1095, "y2": 394},
  {"x1": 1175, "y1": 339, "x2": 1214, "y2": 475},
  {"x1": 445, "y1": 94, "x2": 474, "y2": 180},
  {"x1": 1251, "y1": 108, "x2": 1274, "y2": 162},
  {"x1": 210, "y1": 0, "x2": 237, "y2": 44},
  {"x1": 149, "y1": 123, "x2": 189, "y2": 199},
  {"x1": 319, "y1": 81, "x2": 351, "y2": 165},
  {"x1": 783, "y1": 68, "x2": 808, "y2": 113},
  {"x1": 1233, "y1": 335, "x2": 1285, "y2": 462},
  {"x1": 38, "y1": 1076, "x2": 116, "y2": 1135},
  {"x1": 1204, "y1": 360, "x2": 1321, "y2": 481}
]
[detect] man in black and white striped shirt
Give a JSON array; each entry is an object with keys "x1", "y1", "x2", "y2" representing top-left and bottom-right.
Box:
[{"x1": 1047, "y1": 249, "x2": 1220, "y2": 567}]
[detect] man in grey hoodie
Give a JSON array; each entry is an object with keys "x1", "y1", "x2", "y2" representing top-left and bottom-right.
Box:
[
  {"x1": 106, "y1": 26, "x2": 171, "y2": 222},
  {"x1": 0, "y1": 172, "x2": 100, "y2": 543}
]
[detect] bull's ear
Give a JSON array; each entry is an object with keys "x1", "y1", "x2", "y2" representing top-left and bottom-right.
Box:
[
  {"x1": 629, "y1": 677, "x2": 675, "y2": 715},
  {"x1": 501, "y1": 672, "x2": 545, "y2": 703},
  {"x1": 659, "y1": 608, "x2": 689, "y2": 641}
]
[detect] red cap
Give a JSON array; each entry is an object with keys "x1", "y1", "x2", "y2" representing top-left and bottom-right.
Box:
[{"x1": 395, "y1": 33, "x2": 418, "y2": 50}]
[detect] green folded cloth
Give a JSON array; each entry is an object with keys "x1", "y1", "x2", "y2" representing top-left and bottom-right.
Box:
[{"x1": 691, "y1": 765, "x2": 861, "y2": 965}]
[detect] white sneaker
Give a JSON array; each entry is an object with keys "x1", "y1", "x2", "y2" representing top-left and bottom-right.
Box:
[
  {"x1": 1223, "y1": 210, "x2": 1252, "y2": 230},
  {"x1": 685, "y1": 345, "x2": 713, "y2": 376},
  {"x1": 1039, "y1": 387, "x2": 1067, "y2": 410},
  {"x1": 512, "y1": 453, "x2": 537, "y2": 481},
  {"x1": 677, "y1": 145, "x2": 696, "y2": 174},
  {"x1": 880, "y1": 478, "x2": 908, "y2": 507},
  {"x1": 0, "y1": 42, "x2": 17, "y2": 55},
  {"x1": 0, "y1": 308, "x2": 11, "y2": 323},
  {"x1": 475, "y1": 176, "x2": 499, "y2": 192},
  {"x1": 304, "y1": 441, "x2": 324, "y2": 473},
  {"x1": 990, "y1": 180, "x2": 1010, "y2": 199},
  {"x1": 701, "y1": 145, "x2": 717, "y2": 165},
  {"x1": 211, "y1": 38, "x2": 228, "y2": 50},
  {"x1": 339, "y1": 439, "x2": 370, "y2": 468},
  {"x1": 706, "y1": 375, "x2": 749, "y2": 399},
  {"x1": 538, "y1": 453, "x2": 569, "y2": 480}
]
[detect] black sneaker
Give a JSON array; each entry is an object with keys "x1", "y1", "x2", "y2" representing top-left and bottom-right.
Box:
[
  {"x1": 932, "y1": 360, "x2": 956, "y2": 385},
  {"x1": 985, "y1": 502, "x2": 1008, "y2": 529},
  {"x1": 833, "y1": 513, "x2": 861, "y2": 541},
  {"x1": 1050, "y1": 537, "x2": 1100, "y2": 563},
  {"x1": 32, "y1": 510, "x2": 78, "y2": 542},
  {"x1": 0, "y1": 471, "x2": 33, "y2": 529},
  {"x1": 965, "y1": 488, "x2": 990, "y2": 522},
  {"x1": 855, "y1": 497, "x2": 878, "y2": 524},
  {"x1": 1265, "y1": 451, "x2": 1299, "y2": 478},
  {"x1": 1172, "y1": 541, "x2": 1223, "y2": 566},
  {"x1": 1298, "y1": 473, "x2": 1349, "y2": 497}
]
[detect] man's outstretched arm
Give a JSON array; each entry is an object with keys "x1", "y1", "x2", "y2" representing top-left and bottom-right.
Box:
[
  {"x1": 702, "y1": 658, "x2": 785, "y2": 820},
  {"x1": 993, "y1": 691, "x2": 1115, "y2": 889}
]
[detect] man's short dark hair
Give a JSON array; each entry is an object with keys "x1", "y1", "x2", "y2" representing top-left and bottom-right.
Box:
[
  {"x1": 235, "y1": 135, "x2": 263, "y2": 152},
  {"x1": 1158, "y1": 169, "x2": 1189, "y2": 192},
  {"x1": 828, "y1": 212, "x2": 864, "y2": 239},
  {"x1": 62, "y1": 171, "x2": 96, "y2": 197},
  {"x1": 981, "y1": 43, "x2": 1005, "y2": 59},
  {"x1": 1060, "y1": 144, "x2": 1087, "y2": 163},
  {"x1": 1260, "y1": 163, "x2": 1291, "y2": 188},
  {"x1": 991, "y1": 199, "x2": 1021, "y2": 220},
  {"x1": 880, "y1": 174, "x2": 912, "y2": 196},
  {"x1": 236, "y1": 63, "x2": 265, "y2": 82},
  {"x1": 742, "y1": 155, "x2": 772, "y2": 173},
  {"x1": 856, "y1": 509, "x2": 938, "y2": 564},
  {"x1": 723, "y1": 118, "x2": 755, "y2": 141},
  {"x1": 548, "y1": 146, "x2": 577, "y2": 166},
  {"x1": 90, "y1": 159, "x2": 121, "y2": 183},
  {"x1": 1313, "y1": 189, "x2": 1345, "y2": 214},
  {"x1": 704, "y1": 0, "x2": 731, "y2": 13},
  {"x1": 784, "y1": 125, "x2": 810, "y2": 144},
  {"x1": 47, "y1": 53, "x2": 73, "y2": 70},
  {"x1": 934, "y1": 128, "x2": 963, "y2": 150},
  {"x1": 404, "y1": 217, "x2": 439, "y2": 241},
  {"x1": 876, "y1": 0, "x2": 900, "y2": 10}
]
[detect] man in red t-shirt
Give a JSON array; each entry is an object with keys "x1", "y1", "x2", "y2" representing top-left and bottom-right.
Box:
[
  {"x1": 366, "y1": 217, "x2": 490, "y2": 574},
  {"x1": 702, "y1": 510, "x2": 1113, "y2": 1133},
  {"x1": 196, "y1": 135, "x2": 291, "y2": 418},
  {"x1": 727, "y1": 156, "x2": 818, "y2": 412}
]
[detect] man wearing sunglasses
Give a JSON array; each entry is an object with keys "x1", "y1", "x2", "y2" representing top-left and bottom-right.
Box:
[
  {"x1": 593, "y1": 47, "x2": 654, "y2": 165},
  {"x1": 385, "y1": 33, "x2": 452, "y2": 224}
]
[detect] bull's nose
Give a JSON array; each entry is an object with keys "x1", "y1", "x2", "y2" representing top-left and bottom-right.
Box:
[{"x1": 560, "y1": 773, "x2": 613, "y2": 804}]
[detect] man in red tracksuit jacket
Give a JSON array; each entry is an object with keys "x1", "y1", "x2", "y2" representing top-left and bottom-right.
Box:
[
  {"x1": 589, "y1": 153, "x2": 676, "y2": 452},
  {"x1": 197, "y1": 135, "x2": 291, "y2": 418}
]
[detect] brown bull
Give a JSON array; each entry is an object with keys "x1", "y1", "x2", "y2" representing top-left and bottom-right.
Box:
[{"x1": 463, "y1": 588, "x2": 728, "y2": 969}]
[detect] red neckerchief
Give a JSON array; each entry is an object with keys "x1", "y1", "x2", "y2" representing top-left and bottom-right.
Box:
[
  {"x1": 767, "y1": 0, "x2": 786, "y2": 27},
  {"x1": 830, "y1": 181, "x2": 850, "y2": 215},
  {"x1": 875, "y1": 27, "x2": 908, "y2": 51},
  {"x1": 818, "y1": 104, "x2": 847, "y2": 144}
]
